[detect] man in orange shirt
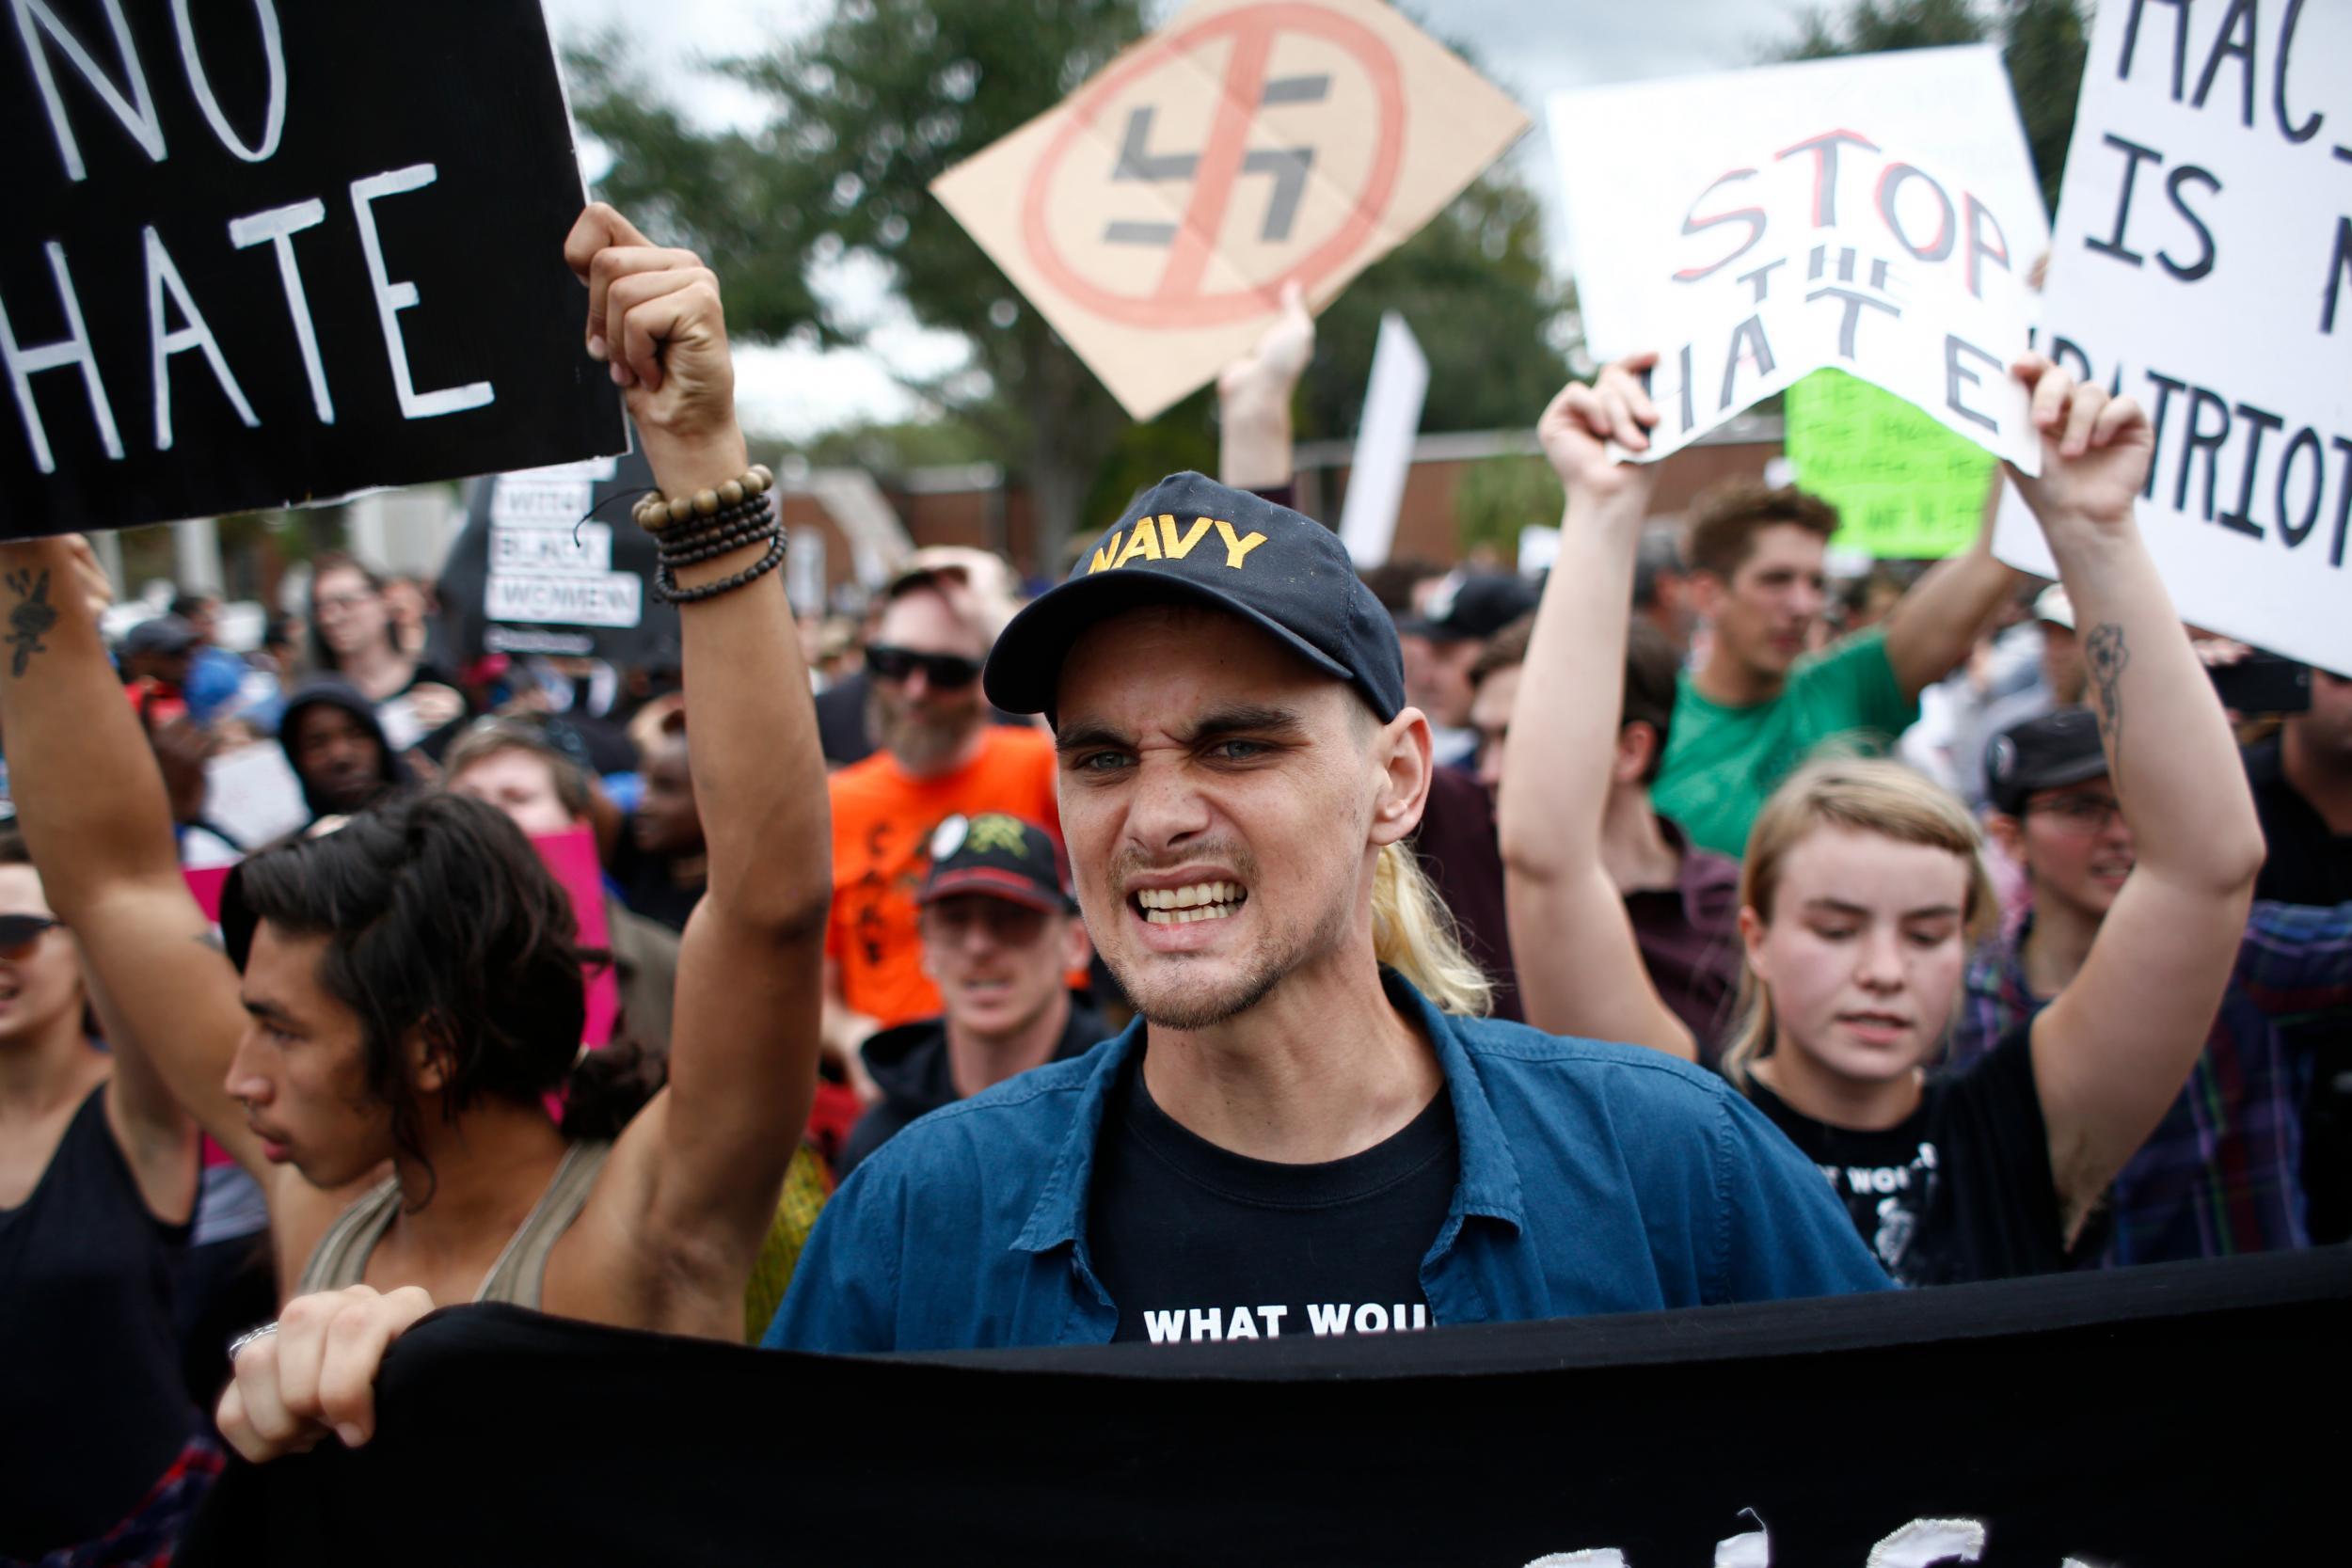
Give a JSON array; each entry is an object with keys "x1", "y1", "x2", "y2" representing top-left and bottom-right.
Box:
[{"x1": 823, "y1": 563, "x2": 1061, "y2": 1091}]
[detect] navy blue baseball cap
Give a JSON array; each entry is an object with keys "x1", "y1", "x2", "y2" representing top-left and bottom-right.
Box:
[{"x1": 983, "y1": 472, "x2": 1406, "y2": 723}]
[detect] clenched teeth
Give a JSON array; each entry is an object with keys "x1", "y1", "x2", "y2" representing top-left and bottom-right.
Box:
[
  {"x1": 1136, "y1": 882, "x2": 1242, "y2": 911},
  {"x1": 1143, "y1": 904, "x2": 1240, "y2": 925},
  {"x1": 1136, "y1": 880, "x2": 1246, "y2": 924}
]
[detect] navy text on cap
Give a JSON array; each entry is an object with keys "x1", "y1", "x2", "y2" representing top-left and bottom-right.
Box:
[{"x1": 983, "y1": 473, "x2": 1406, "y2": 724}]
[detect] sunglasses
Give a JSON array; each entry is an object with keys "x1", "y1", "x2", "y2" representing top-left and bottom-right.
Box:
[
  {"x1": 0, "y1": 913, "x2": 63, "y2": 959},
  {"x1": 866, "y1": 645, "x2": 981, "y2": 689}
]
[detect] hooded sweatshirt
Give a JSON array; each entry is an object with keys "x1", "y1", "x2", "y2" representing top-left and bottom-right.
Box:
[
  {"x1": 841, "y1": 995, "x2": 1106, "y2": 1177},
  {"x1": 277, "y1": 676, "x2": 413, "y2": 825}
]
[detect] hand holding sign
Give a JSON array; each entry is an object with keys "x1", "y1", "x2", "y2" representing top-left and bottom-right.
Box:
[
  {"x1": 1550, "y1": 47, "x2": 2050, "y2": 474},
  {"x1": 561, "y1": 205, "x2": 745, "y2": 494},
  {"x1": 1539, "y1": 356, "x2": 1662, "y2": 507},
  {"x1": 2007, "y1": 355, "x2": 2153, "y2": 539}
]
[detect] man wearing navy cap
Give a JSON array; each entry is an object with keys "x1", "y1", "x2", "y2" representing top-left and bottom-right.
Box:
[
  {"x1": 768, "y1": 471, "x2": 1886, "y2": 1354},
  {"x1": 838, "y1": 813, "x2": 1104, "y2": 1177}
]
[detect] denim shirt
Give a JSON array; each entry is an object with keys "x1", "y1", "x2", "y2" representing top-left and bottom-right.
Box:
[{"x1": 766, "y1": 974, "x2": 1888, "y2": 1353}]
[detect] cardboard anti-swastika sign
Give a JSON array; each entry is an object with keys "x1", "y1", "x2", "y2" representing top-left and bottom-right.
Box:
[
  {"x1": 1550, "y1": 46, "x2": 2048, "y2": 475},
  {"x1": 1, "y1": 0, "x2": 627, "y2": 537},
  {"x1": 931, "y1": 0, "x2": 1528, "y2": 422}
]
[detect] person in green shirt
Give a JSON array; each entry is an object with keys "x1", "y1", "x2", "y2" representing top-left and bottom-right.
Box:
[{"x1": 1654, "y1": 482, "x2": 2021, "y2": 857}]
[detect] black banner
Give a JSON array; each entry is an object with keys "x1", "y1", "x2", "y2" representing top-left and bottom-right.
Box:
[
  {"x1": 183, "y1": 1251, "x2": 2348, "y2": 1565},
  {"x1": 435, "y1": 436, "x2": 683, "y2": 672},
  {"x1": 2, "y1": 0, "x2": 626, "y2": 537}
]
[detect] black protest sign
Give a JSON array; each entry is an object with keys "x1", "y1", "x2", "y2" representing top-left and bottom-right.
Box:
[
  {"x1": 1, "y1": 0, "x2": 626, "y2": 537},
  {"x1": 436, "y1": 437, "x2": 682, "y2": 672},
  {"x1": 184, "y1": 1252, "x2": 2346, "y2": 1566}
]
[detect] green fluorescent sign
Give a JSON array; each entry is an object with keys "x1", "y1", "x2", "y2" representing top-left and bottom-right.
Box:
[{"x1": 1784, "y1": 370, "x2": 1996, "y2": 561}]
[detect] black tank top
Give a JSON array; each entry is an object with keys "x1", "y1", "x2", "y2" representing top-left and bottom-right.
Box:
[{"x1": 0, "y1": 1086, "x2": 200, "y2": 1556}]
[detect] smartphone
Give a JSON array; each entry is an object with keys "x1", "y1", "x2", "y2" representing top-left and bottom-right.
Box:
[{"x1": 2211, "y1": 655, "x2": 2312, "y2": 714}]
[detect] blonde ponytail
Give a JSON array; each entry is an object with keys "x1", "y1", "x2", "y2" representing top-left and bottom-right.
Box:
[{"x1": 1371, "y1": 841, "x2": 1493, "y2": 1016}]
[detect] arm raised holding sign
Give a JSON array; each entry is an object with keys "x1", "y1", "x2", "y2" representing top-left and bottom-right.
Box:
[
  {"x1": 2001, "y1": 354, "x2": 2267, "y2": 1244},
  {"x1": 1, "y1": 205, "x2": 829, "y2": 1459},
  {"x1": 1499, "y1": 357, "x2": 1696, "y2": 1060}
]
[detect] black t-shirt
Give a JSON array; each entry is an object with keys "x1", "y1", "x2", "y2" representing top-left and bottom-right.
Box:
[
  {"x1": 1743, "y1": 1024, "x2": 2079, "y2": 1288},
  {"x1": 605, "y1": 818, "x2": 705, "y2": 933},
  {"x1": 1088, "y1": 1053, "x2": 1457, "y2": 1345},
  {"x1": 0, "y1": 1088, "x2": 200, "y2": 1555},
  {"x1": 2244, "y1": 736, "x2": 2352, "y2": 906}
]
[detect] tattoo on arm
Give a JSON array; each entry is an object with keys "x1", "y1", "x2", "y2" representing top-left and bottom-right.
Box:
[
  {"x1": 4, "y1": 569, "x2": 56, "y2": 677},
  {"x1": 2084, "y1": 623, "x2": 2129, "y2": 790}
]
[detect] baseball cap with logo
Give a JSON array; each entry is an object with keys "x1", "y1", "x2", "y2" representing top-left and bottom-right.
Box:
[
  {"x1": 1985, "y1": 706, "x2": 2109, "y2": 816},
  {"x1": 983, "y1": 472, "x2": 1406, "y2": 723},
  {"x1": 918, "y1": 813, "x2": 1076, "y2": 913}
]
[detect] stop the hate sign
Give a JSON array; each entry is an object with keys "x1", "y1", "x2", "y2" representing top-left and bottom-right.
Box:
[{"x1": 933, "y1": 0, "x2": 1528, "y2": 421}]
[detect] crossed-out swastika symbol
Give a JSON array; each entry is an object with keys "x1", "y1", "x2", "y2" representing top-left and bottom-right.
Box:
[
  {"x1": 1104, "y1": 73, "x2": 1327, "y2": 247},
  {"x1": 1021, "y1": 2, "x2": 1404, "y2": 330}
]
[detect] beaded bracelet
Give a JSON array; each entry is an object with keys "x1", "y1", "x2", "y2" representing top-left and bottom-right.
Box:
[
  {"x1": 655, "y1": 530, "x2": 787, "y2": 604},
  {"x1": 631, "y1": 464, "x2": 776, "y2": 533},
  {"x1": 663, "y1": 519, "x2": 782, "y2": 568},
  {"x1": 655, "y1": 501, "x2": 776, "y2": 557}
]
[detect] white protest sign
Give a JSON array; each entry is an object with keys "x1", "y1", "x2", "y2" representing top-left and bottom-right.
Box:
[
  {"x1": 1991, "y1": 0, "x2": 2352, "y2": 675},
  {"x1": 1337, "y1": 311, "x2": 1429, "y2": 567},
  {"x1": 204, "y1": 742, "x2": 308, "y2": 852},
  {"x1": 483, "y1": 456, "x2": 642, "y2": 631},
  {"x1": 1549, "y1": 46, "x2": 2048, "y2": 472},
  {"x1": 930, "y1": 0, "x2": 1528, "y2": 421}
]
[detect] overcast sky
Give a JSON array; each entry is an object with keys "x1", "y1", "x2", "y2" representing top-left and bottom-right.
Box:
[{"x1": 537, "y1": 0, "x2": 1819, "y2": 436}]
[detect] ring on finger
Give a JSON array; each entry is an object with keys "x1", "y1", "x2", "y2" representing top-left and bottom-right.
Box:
[{"x1": 228, "y1": 1322, "x2": 280, "y2": 1362}]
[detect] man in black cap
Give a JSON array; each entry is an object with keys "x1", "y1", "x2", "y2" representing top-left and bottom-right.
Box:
[
  {"x1": 838, "y1": 812, "x2": 1104, "y2": 1177},
  {"x1": 766, "y1": 471, "x2": 1885, "y2": 1354},
  {"x1": 1958, "y1": 706, "x2": 2352, "y2": 1262},
  {"x1": 1399, "y1": 571, "x2": 1537, "y2": 768},
  {"x1": 119, "y1": 614, "x2": 200, "y2": 728}
]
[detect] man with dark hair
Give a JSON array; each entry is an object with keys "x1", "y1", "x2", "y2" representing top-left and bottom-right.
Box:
[
  {"x1": 841, "y1": 813, "x2": 1104, "y2": 1175},
  {"x1": 1656, "y1": 477, "x2": 2020, "y2": 856},
  {"x1": 7, "y1": 207, "x2": 834, "y2": 1460},
  {"x1": 1962, "y1": 707, "x2": 2352, "y2": 1263},
  {"x1": 610, "y1": 705, "x2": 707, "y2": 933},
  {"x1": 1473, "y1": 613, "x2": 1741, "y2": 1062}
]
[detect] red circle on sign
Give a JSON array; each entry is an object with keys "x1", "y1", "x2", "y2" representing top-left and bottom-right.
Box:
[{"x1": 1021, "y1": 3, "x2": 1406, "y2": 330}]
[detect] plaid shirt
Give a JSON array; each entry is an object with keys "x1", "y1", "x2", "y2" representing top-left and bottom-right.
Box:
[{"x1": 1951, "y1": 901, "x2": 2352, "y2": 1265}]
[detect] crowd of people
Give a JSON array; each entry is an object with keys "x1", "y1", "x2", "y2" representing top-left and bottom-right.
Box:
[{"x1": 5, "y1": 200, "x2": 2347, "y2": 1563}]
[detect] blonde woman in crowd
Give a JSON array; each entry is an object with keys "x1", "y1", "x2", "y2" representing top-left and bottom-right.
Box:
[{"x1": 1502, "y1": 353, "x2": 2264, "y2": 1285}]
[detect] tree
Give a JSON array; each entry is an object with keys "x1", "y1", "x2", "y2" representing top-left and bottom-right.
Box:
[
  {"x1": 571, "y1": 2, "x2": 1570, "y2": 570},
  {"x1": 573, "y1": 1, "x2": 1151, "y2": 571},
  {"x1": 1773, "y1": 2, "x2": 2087, "y2": 214}
]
